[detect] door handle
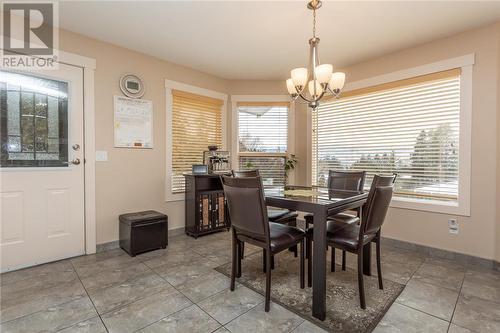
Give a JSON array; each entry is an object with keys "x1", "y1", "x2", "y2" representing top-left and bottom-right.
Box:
[{"x1": 70, "y1": 158, "x2": 81, "y2": 165}]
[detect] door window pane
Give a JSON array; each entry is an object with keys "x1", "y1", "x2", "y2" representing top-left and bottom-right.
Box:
[{"x1": 1, "y1": 71, "x2": 69, "y2": 167}]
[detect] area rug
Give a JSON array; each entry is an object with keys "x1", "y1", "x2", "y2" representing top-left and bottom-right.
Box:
[{"x1": 215, "y1": 251, "x2": 404, "y2": 333}]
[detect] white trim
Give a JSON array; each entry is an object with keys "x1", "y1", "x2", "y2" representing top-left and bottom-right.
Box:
[
  {"x1": 83, "y1": 67, "x2": 96, "y2": 254},
  {"x1": 164, "y1": 79, "x2": 228, "y2": 202},
  {"x1": 309, "y1": 54, "x2": 474, "y2": 216},
  {"x1": 230, "y1": 95, "x2": 295, "y2": 183}
]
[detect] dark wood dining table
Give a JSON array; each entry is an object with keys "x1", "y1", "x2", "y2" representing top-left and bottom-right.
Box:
[{"x1": 265, "y1": 186, "x2": 369, "y2": 321}]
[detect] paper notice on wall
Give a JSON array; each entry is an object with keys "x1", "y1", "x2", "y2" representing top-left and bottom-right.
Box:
[{"x1": 114, "y1": 96, "x2": 153, "y2": 148}]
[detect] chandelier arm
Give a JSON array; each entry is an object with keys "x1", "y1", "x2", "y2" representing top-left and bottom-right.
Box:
[{"x1": 297, "y1": 92, "x2": 315, "y2": 104}]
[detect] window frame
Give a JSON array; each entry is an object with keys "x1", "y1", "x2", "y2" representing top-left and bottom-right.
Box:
[
  {"x1": 165, "y1": 79, "x2": 228, "y2": 202},
  {"x1": 308, "y1": 54, "x2": 474, "y2": 216},
  {"x1": 231, "y1": 95, "x2": 295, "y2": 185}
]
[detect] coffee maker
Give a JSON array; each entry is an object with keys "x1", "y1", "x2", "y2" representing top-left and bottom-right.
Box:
[{"x1": 203, "y1": 145, "x2": 231, "y2": 173}]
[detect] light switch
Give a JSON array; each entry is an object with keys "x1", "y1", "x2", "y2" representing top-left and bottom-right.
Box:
[{"x1": 96, "y1": 150, "x2": 108, "y2": 161}]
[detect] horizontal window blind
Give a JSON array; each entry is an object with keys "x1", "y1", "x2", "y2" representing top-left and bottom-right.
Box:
[
  {"x1": 237, "y1": 103, "x2": 288, "y2": 187},
  {"x1": 172, "y1": 90, "x2": 223, "y2": 193},
  {"x1": 312, "y1": 71, "x2": 460, "y2": 201},
  {"x1": 239, "y1": 155, "x2": 286, "y2": 187}
]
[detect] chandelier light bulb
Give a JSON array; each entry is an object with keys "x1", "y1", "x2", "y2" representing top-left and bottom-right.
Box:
[
  {"x1": 308, "y1": 80, "x2": 322, "y2": 97},
  {"x1": 314, "y1": 64, "x2": 333, "y2": 84},
  {"x1": 291, "y1": 68, "x2": 308, "y2": 87},
  {"x1": 286, "y1": 79, "x2": 298, "y2": 95},
  {"x1": 329, "y1": 72, "x2": 346, "y2": 91}
]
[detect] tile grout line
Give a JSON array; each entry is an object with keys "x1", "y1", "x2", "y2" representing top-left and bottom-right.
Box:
[
  {"x1": 67, "y1": 260, "x2": 110, "y2": 333},
  {"x1": 143, "y1": 245, "x2": 268, "y2": 332},
  {"x1": 446, "y1": 270, "x2": 466, "y2": 332},
  {"x1": 133, "y1": 256, "x2": 223, "y2": 332},
  {"x1": 0, "y1": 266, "x2": 92, "y2": 327}
]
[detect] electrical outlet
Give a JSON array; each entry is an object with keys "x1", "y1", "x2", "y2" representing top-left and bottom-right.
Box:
[{"x1": 449, "y1": 218, "x2": 459, "y2": 234}]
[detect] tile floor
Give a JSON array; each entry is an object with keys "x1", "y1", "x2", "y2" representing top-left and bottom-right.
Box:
[{"x1": 1, "y1": 230, "x2": 499, "y2": 333}]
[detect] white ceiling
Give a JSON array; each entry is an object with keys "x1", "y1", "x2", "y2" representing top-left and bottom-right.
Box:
[{"x1": 59, "y1": 1, "x2": 500, "y2": 80}]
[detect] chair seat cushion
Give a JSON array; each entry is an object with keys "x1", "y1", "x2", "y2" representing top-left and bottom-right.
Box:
[
  {"x1": 267, "y1": 207, "x2": 295, "y2": 221},
  {"x1": 328, "y1": 213, "x2": 359, "y2": 225},
  {"x1": 269, "y1": 222, "x2": 305, "y2": 252},
  {"x1": 304, "y1": 212, "x2": 359, "y2": 225},
  {"x1": 306, "y1": 219, "x2": 352, "y2": 236},
  {"x1": 326, "y1": 223, "x2": 375, "y2": 251}
]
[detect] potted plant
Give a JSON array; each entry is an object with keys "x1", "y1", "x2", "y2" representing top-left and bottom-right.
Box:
[{"x1": 284, "y1": 154, "x2": 298, "y2": 185}]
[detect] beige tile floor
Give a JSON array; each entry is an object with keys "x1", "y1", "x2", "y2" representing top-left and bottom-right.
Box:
[{"x1": 1, "y1": 230, "x2": 499, "y2": 333}]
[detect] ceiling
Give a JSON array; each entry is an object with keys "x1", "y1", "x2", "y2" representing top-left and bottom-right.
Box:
[{"x1": 58, "y1": 1, "x2": 500, "y2": 80}]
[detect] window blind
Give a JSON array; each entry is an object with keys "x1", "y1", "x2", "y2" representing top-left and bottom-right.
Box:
[
  {"x1": 237, "y1": 103, "x2": 288, "y2": 186},
  {"x1": 312, "y1": 70, "x2": 460, "y2": 201},
  {"x1": 172, "y1": 90, "x2": 223, "y2": 193}
]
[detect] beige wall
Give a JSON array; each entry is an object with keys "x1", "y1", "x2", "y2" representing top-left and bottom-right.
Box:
[
  {"x1": 59, "y1": 29, "x2": 229, "y2": 244},
  {"x1": 56, "y1": 22, "x2": 500, "y2": 261}
]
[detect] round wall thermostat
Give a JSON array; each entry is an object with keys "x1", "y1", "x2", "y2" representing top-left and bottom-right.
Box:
[{"x1": 119, "y1": 74, "x2": 145, "y2": 98}]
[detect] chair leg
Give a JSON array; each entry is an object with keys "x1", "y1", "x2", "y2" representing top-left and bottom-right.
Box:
[
  {"x1": 236, "y1": 241, "x2": 242, "y2": 278},
  {"x1": 376, "y1": 236, "x2": 383, "y2": 290},
  {"x1": 265, "y1": 249, "x2": 272, "y2": 312},
  {"x1": 300, "y1": 239, "x2": 305, "y2": 289},
  {"x1": 307, "y1": 236, "x2": 312, "y2": 287},
  {"x1": 271, "y1": 255, "x2": 275, "y2": 270},
  {"x1": 262, "y1": 249, "x2": 266, "y2": 273},
  {"x1": 240, "y1": 242, "x2": 245, "y2": 259},
  {"x1": 331, "y1": 247, "x2": 335, "y2": 272},
  {"x1": 288, "y1": 218, "x2": 298, "y2": 257},
  {"x1": 230, "y1": 232, "x2": 237, "y2": 291},
  {"x1": 342, "y1": 250, "x2": 347, "y2": 271},
  {"x1": 357, "y1": 250, "x2": 366, "y2": 309}
]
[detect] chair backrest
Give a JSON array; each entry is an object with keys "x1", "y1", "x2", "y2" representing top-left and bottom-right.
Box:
[
  {"x1": 364, "y1": 174, "x2": 396, "y2": 213},
  {"x1": 362, "y1": 174, "x2": 396, "y2": 235},
  {"x1": 221, "y1": 175, "x2": 269, "y2": 241},
  {"x1": 232, "y1": 169, "x2": 260, "y2": 178},
  {"x1": 328, "y1": 170, "x2": 367, "y2": 192}
]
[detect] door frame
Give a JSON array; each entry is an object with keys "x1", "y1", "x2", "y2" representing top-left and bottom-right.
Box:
[{"x1": 1, "y1": 41, "x2": 97, "y2": 255}]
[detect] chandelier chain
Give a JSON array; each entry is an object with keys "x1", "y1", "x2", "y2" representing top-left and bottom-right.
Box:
[{"x1": 312, "y1": 7, "x2": 316, "y2": 38}]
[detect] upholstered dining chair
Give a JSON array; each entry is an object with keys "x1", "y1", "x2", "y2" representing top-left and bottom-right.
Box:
[
  {"x1": 305, "y1": 170, "x2": 366, "y2": 271},
  {"x1": 307, "y1": 174, "x2": 396, "y2": 309},
  {"x1": 221, "y1": 175, "x2": 306, "y2": 312},
  {"x1": 232, "y1": 169, "x2": 299, "y2": 260}
]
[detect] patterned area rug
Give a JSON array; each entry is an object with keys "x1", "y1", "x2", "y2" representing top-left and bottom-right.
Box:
[{"x1": 215, "y1": 250, "x2": 404, "y2": 333}]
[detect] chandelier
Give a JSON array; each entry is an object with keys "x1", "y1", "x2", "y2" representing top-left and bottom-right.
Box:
[{"x1": 286, "y1": 0, "x2": 345, "y2": 109}]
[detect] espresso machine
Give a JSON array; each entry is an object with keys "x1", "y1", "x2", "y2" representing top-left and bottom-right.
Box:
[{"x1": 203, "y1": 146, "x2": 231, "y2": 173}]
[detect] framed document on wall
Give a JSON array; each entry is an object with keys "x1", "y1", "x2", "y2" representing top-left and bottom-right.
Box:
[{"x1": 114, "y1": 96, "x2": 153, "y2": 148}]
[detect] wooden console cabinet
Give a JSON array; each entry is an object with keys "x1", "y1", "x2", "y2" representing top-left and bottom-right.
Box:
[{"x1": 184, "y1": 173, "x2": 230, "y2": 238}]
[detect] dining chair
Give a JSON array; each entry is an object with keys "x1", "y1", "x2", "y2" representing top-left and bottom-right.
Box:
[
  {"x1": 221, "y1": 175, "x2": 306, "y2": 312},
  {"x1": 305, "y1": 170, "x2": 366, "y2": 271},
  {"x1": 307, "y1": 174, "x2": 396, "y2": 309},
  {"x1": 232, "y1": 169, "x2": 299, "y2": 260}
]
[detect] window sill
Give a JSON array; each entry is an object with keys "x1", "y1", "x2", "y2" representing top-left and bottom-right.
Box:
[
  {"x1": 164, "y1": 192, "x2": 184, "y2": 202},
  {"x1": 390, "y1": 196, "x2": 469, "y2": 217}
]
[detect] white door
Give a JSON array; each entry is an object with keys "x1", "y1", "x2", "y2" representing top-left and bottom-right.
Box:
[{"x1": 0, "y1": 63, "x2": 85, "y2": 272}]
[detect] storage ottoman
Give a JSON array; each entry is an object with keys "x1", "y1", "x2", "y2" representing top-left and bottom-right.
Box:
[{"x1": 119, "y1": 210, "x2": 168, "y2": 256}]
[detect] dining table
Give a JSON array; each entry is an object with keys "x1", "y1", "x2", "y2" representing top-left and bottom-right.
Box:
[{"x1": 265, "y1": 185, "x2": 369, "y2": 321}]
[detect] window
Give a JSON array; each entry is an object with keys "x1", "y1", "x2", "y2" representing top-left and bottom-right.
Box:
[
  {"x1": 237, "y1": 102, "x2": 289, "y2": 187},
  {"x1": 171, "y1": 89, "x2": 224, "y2": 193},
  {"x1": 312, "y1": 69, "x2": 462, "y2": 203},
  {"x1": 1, "y1": 71, "x2": 68, "y2": 167}
]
